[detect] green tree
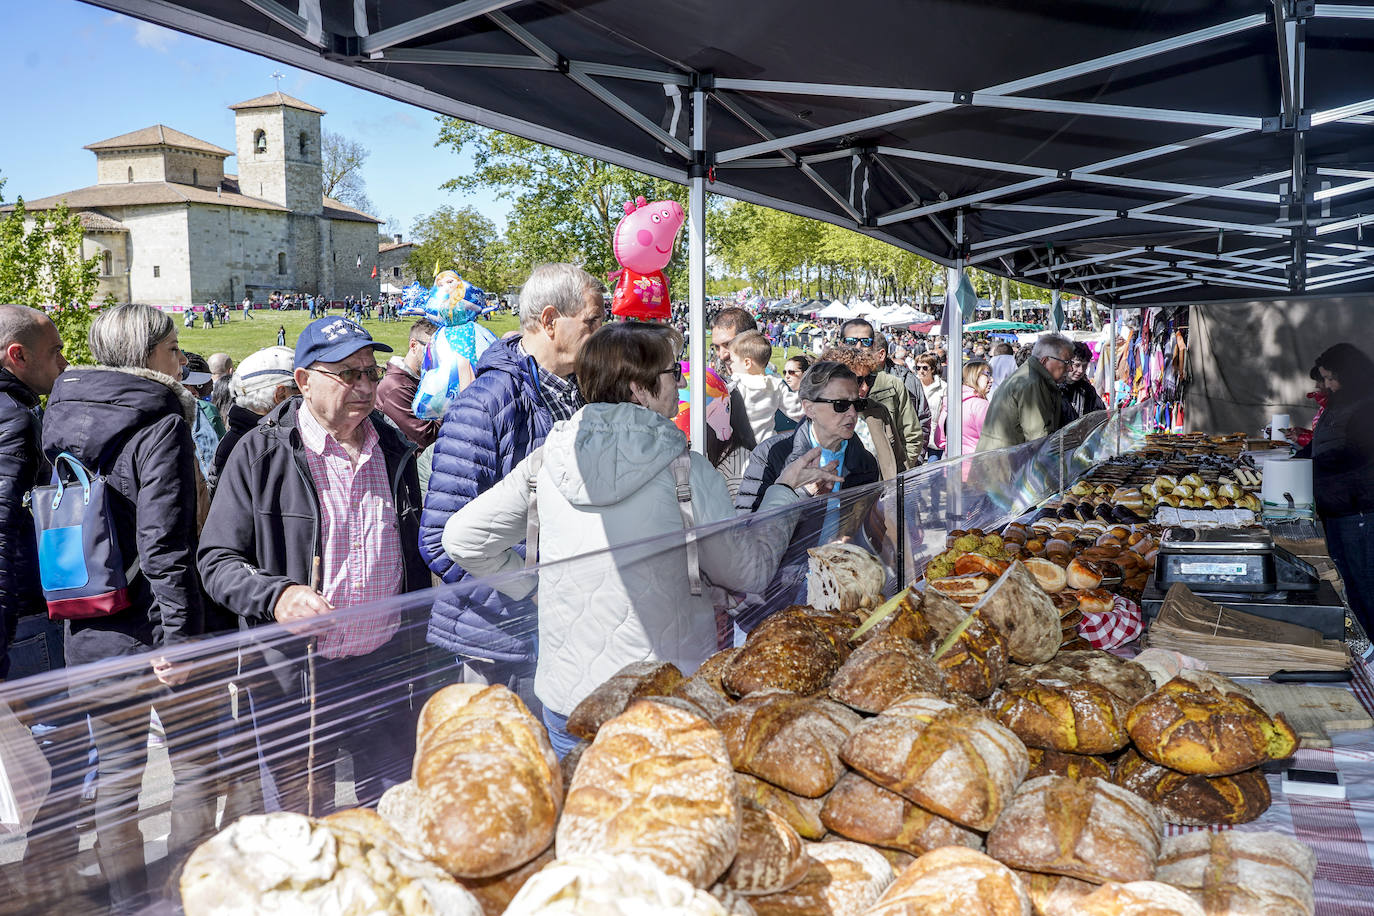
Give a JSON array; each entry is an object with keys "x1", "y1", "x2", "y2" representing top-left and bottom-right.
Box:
[
  {"x1": 0, "y1": 198, "x2": 101, "y2": 363},
  {"x1": 321, "y1": 131, "x2": 375, "y2": 215},
  {"x1": 407, "y1": 204, "x2": 516, "y2": 294}
]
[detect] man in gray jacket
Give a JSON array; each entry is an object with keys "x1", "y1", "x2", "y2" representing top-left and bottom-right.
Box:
[{"x1": 976, "y1": 333, "x2": 1073, "y2": 452}]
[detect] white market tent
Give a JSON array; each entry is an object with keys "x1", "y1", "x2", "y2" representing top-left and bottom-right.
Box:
[{"x1": 815, "y1": 301, "x2": 854, "y2": 320}]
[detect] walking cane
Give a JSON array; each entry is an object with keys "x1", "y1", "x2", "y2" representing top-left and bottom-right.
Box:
[{"x1": 305, "y1": 557, "x2": 321, "y2": 817}]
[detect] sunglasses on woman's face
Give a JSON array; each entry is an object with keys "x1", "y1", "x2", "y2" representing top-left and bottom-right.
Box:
[
  {"x1": 661, "y1": 364, "x2": 685, "y2": 384},
  {"x1": 916, "y1": 365, "x2": 934, "y2": 372},
  {"x1": 810, "y1": 396, "x2": 870, "y2": 413},
  {"x1": 784, "y1": 368, "x2": 804, "y2": 376}
]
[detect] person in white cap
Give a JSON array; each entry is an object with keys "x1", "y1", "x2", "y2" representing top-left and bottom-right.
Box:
[{"x1": 206, "y1": 345, "x2": 297, "y2": 494}]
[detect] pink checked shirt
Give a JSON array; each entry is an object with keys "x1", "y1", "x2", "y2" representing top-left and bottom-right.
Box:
[{"x1": 297, "y1": 404, "x2": 404, "y2": 658}]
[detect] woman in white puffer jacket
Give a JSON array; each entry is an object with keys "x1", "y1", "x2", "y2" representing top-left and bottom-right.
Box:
[{"x1": 442, "y1": 322, "x2": 837, "y2": 755}]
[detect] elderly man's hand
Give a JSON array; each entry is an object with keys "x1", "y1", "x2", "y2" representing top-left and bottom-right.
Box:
[{"x1": 274, "y1": 585, "x2": 334, "y2": 636}]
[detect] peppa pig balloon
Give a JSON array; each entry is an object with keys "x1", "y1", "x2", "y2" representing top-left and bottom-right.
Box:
[{"x1": 610, "y1": 196, "x2": 685, "y2": 320}]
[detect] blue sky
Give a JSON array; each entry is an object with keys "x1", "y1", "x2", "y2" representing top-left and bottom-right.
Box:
[{"x1": 0, "y1": 1, "x2": 505, "y2": 235}]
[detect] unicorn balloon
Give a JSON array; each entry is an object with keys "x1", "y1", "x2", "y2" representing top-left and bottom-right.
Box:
[{"x1": 609, "y1": 196, "x2": 685, "y2": 320}]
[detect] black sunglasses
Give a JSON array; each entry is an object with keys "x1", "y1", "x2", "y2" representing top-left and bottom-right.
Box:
[
  {"x1": 842, "y1": 335, "x2": 874, "y2": 347},
  {"x1": 660, "y1": 364, "x2": 684, "y2": 384},
  {"x1": 810, "y1": 396, "x2": 870, "y2": 413}
]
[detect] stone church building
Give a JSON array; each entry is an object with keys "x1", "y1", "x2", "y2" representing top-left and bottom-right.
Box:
[{"x1": 17, "y1": 91, "x2": 380, "y2": 308}]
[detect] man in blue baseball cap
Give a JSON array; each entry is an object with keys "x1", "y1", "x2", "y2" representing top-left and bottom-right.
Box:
[{"x1": 199, "y1": 316, "x2": 432, "y2": 814}]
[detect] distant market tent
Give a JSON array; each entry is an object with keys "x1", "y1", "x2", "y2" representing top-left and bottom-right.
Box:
[{"x1": 965, "y1": 319, "x2": 1046, "y2": 332}]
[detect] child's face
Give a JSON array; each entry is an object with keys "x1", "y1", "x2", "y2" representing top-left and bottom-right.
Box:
[{"x1": 732, "y1": 352, "x2": 763, "y2": 374}]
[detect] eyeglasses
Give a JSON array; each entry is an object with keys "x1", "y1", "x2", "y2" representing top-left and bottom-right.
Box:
[
  {"x1": 916, "y1": 365, "x2": 934, "y2": 372},
  {"x1": 660, "y1": 364, "x2": 685, "y2": 384},
  {"x1": 842, "y1": 336, "x2": 874, "y2": 347},
  {"x1": 310, "y1": 364, "x2": 384, "y2": 385},
  {"x1": 809, "y1": 396, "x2": 870, "y2": 413},
  {"x1": 1043, "y1": 355, "x2": 1068, "y2": 367},
  {"x1": 783, "y1": 368, "x2": 804, "y2": 376}
]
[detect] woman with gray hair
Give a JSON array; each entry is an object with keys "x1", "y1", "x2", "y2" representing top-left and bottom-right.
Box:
[{"x1": 40, "y1": 302, "x2": 216, "y2": 910}]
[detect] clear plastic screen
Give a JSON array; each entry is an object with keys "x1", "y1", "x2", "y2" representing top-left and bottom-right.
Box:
[{"x1": 0, "y1": 405, "x2": 1149, "y2": 913}]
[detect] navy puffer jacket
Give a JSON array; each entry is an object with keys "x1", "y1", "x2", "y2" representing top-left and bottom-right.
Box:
[{"x1": 420, "y1": 336, "x2": 553, "y2": 663}]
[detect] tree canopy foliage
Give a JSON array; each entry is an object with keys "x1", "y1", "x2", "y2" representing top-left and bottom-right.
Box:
[
  {"x1": 0, "y1": 197, "x2": 102, "y2": 363},
  {"x1": 406, "y1": 204, "x2": 516, "y2": 294}
]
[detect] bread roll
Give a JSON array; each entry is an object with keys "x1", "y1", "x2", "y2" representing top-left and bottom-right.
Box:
[
  {"x1": 749, "y1": 841, "x2": 893, "y2": 916},
  {"x1": 1073, "y1": 589, "x2": 1115, "y2": 616},
  {"x1": 806, "y1": 542, "x2": 885, "y2": 612},
  {"x1": 722, "y1": 610, "x2": 843, "y2": 698},
  {"x1": 714, "y1": 688, "x2": 860, "y2": 798},
  {"x1": 973, "y1": 561, "x2": 1062, "y2": 665},
  {"x1": 1024, "y1": 557, "x2": 1069, "y2": 593},
  {"x1": 735, "y1": 773, "x2": 827, "y2": 840},
  {"x1": 558, "y1": 699, "x2": 740, "y2": 888},
  {"x1": 1073, "y1": 881, "x2": 1206, "y2": 916},
  {"x1": 931, "y1": 610, "x2": 1008, "y2": 700},
  {"x1": 1153, "y1": 831, "x2": 1315, "y2": 916},
  {"x1": 413, "y1": 685, "x2": 562, "y2": 878},
  {"x1": 828, "y1": 631, "x2": 945, "y2": 713},
  {"x1": 719, "y1": 804, "x2": 810, "y2": 896},
  {"x1": 819, "y1": 772, "x2": 983, "y2": 856},
  {"x1": 502, "y1": 853, "x2": 728, "y2": 915},
  {"x1": 840, "y1": 695, "x2": 1028, "y2": 831},
  {"x1": 1067, "y1": 558, "x2": 1106, "y2": 590},
  {"x1": 1110, "y1": 749, "x2": 1269, "y2": 827},
  {"x1": 985, "y1": 776, "x2": 1163, "y2": 885},
  {"x1": 1124, "y1": 671, "x2": 1298, "y2": 776},
  {"x1": 566, "y1": 661, "x2": 685, "y2": 740},
  {"x1": 864, "y1": 846, "x2": 1031, "y2": 916},
  {"x1": 1025, "y1": 747, "x2": 1112, "y2": 782}
]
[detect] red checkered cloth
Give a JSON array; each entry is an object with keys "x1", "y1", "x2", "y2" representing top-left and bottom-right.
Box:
[{"x1": 1078, "y1": 594, "x2": 1143, "y2": 649}]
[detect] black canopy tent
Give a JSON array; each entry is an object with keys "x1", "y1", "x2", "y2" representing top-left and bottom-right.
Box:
[{"x1": 83, "y1": 0, "x2": 1374, "y2": 451}]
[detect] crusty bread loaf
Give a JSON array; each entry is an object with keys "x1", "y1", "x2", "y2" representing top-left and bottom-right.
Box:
[
  {"x1": 919, "y1": 584, "x2": 973, "y2": 640},
  {"x1": 1036, "y1": 650, "x2": 1155, "y2": 706},
  {"x1": 673, "y1": 649, "x2": 740, "y2": 716},
  {"x1": 869, "y1": 845, "x2": 916, "y2": 876},
  {"x1": 856, "y1": 588, "x2": 939, "y2": 652},
  {"x1": 735, "y1": 772, "x2": 828, "y2": 840},
  {"x1": 180, "y1": 812, "x2": 484, "y2": 916},
  {"x1": 565, "y1": 661, "x2": 684, "y2": 740},
  {"x1": 749, "y1": 840, "x2": 893, "y2": 916},
  {"x1": 985, "y1": 776, "x2": 1163, "y2": 885},
  {"x1": 1125, "y1": 671, "x2": 1298, "y2": 776},
  {"x1": 819, "y1": 772, "x2": 983, "y2": 856},
  {"x1": 828, "y1": 631, "x2": 945, "y2": 713},
  {"x1": 840, "y1": 695, "x2": 1028, "y2": 831},
  {"x1": 972, "y1": 560, "x2": 1061, "y2": 665},
  {"x1": 455, "y1": 847, "x2": 554, "y2": 916},
  {"x1": 720, "y1": 804, "x2": 810, "y2": 896},
  {"x1": 557, "y1": 699, "x2": 740, "y2": 889},
  {"x1": 502, "y1": 853, "x2": 729, "y2": 915},
  {"x1": 714, "y1": 688, "x2": 860, "y2": 798},
  {"x1": 1023, "y1": 747, "x2": 1110, "y2": 782},
  {"x1": 722, "y1": 609, "x2": 843, "y2": 698},
  {"x1": 988, "y1": 671, "x2": 1133, "y2": 755},
  {"x1": 806, "y1": 543, "x2": 886, "y2": 612},
  {"x1": 709, "y1": 885, "x2": 759, "y2": 916},
  {"x1": 863, "y1": 846, "x2": 1031, "y2": 916},
  {"x1": 376, "y1": 779, "x2": 429, "y2": 856},
  {"x1": 931, "y1": 610, "x2": 1008, "y2": 699},
  {"x1": 1154, "y1": 831, "x2": 1315, "y2": 916},
  {"x1": 1111, "y1": 749, "x2": 1269, "y2": 826},
  {"x1": 561, "y1": 741, "x2": 589, "y2": 795},
  {"x1": 1014, "y1": 870, "x2": 1097, "y2": 916},
  {"x1": 1072, "y1": 880, "x2": 1206, "y2": 915},
  {"x1": 413, "y1": 684, "x2": 562, "y2": 878}
]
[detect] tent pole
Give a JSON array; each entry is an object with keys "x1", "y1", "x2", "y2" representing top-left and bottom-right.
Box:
[
  {"x1": 945, "y1": 212, "x2": 965, "y2": 461},
  {"x1": 688, "y1": 88, "x2": 707, "y2": 454},
  {"x1": 1108, "y1": 305, "x2": 1119, "y2": 454}
]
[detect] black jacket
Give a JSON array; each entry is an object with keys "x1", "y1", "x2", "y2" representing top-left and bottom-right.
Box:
[
  {"x1": 208, "y1": 402, "x2": 262, "y2": 494},
  {"x1": 1310, "y1": 389, "x2": 1374, "y2": 518},
  {"x1": 0, "y1": 368, "x2": 48, "y2": 676},
  {"x1": 42, "y1": 367, "x2": 205, "y2": 668},
  {"x1": 1059, "y1": 378, "x2": 1107, "y2": 426},
  {"x1": 198, "y1": 398, "x2": 427, "y2": 630},
  {"x1": 735, "y1": 419, "x2": 881, "y2": 514}
]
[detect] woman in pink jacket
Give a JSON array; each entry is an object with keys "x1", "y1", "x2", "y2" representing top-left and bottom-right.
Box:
[{"x1": 960, "y1": 359, "x2": 993, "y2": 452}]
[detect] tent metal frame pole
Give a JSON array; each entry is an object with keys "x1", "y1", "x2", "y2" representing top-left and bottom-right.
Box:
[
  {"x1": 358, "y1": 0, "x2": 525, "y2": 54},
  {"x1": 945, "y1": 212, "x2": 966, "y2": 462},
  {"x1": 689, "y1": 88, "x2": 708, "y2": 454},
  {"x1": 240, "y1": 0, "x2": 323, "y2": 46},
  {"x1": 1108, "y1": 306, "x2": 1119, "y2": 450},
  {"x1": 375, "y1": 49, "x2": 555, "y2": 69}
]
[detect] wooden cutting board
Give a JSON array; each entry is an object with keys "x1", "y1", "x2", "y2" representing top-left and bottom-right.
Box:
[{"x1": 1249, "y1": 683, "x2": 1373, "y2": 748}]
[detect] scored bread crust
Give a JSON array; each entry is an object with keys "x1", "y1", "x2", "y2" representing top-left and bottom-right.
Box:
[
  {"x1": 931, "y1": 611, "x2": 1008, "y2": 700},
  {"x1": 1024, "y1": 747, "x2": 1112, "y2": 782},
  {"x1": 863, "y1": 846, "x2": 1031, "y2": 916},
  {"x1": 750, "y1": 841, "x2": 894, "y2": 916},
  {"x1": 714, "y1": 688, "x2": 861, "y2": 798},
  {"x1": 1155, "y1": 831, "x2": 1315, "y2": 916},
  {"x1": 734, "y1": 772, "x2": 828, "y2": 840},
  {"x1": 722, "y1": 610, "x2": 843, "y2": 698},
  {"x1": 565, "y1": 661, "x2": 684, "y2": 740},
  {"x1": 819, "y1": 771, "x2": 984, "y2": 856},
  {"x1": 1111, "y1": 748, "x2": 1270, "y2": 827},
  {"x1": 1073, "y1": 881, "x2": 1206, "y2": 916},
  {"x1": 988, "y1": 673, "x2": 1134, "y2": 755},
  {"x1": 829, "y1": 632, "x2": 946, "y2": 713},
  {"x1": 720, "y1": 804, "x2": 811, "y2": 896},
  {"x1": 972, "y1": 561, "x2": 1061, "y2": 665}
]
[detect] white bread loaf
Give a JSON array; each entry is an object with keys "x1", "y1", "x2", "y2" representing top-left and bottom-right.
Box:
[
  {"x1": 863, "y1": 846, "x2": 1031, "y2": 915},
  {"x1": 806, "y1": 542, "x2": 886, "y2": 611},
  {"x1": 1153, "y1": 831, "x2": 1315, "y2": 916},
  {"x1": 502, "y1": 853, "x2": 727, "y2": 915}
]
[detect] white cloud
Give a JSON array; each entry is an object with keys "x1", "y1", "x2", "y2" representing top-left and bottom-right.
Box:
[{"x1": 133, "y1": 20, "x2": 177, "y2": 51}]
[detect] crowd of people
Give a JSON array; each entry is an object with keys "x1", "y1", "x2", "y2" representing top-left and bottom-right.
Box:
[{"x1": 1, "y1": 273, "x2": 1369, "y2": 910}]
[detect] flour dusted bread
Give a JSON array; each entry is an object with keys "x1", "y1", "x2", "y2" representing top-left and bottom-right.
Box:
[
  {"x1": 919, "y1": 583, "x2": 974, "y2": 639},
  {"x1": 1024, "y1": 747, "x2": 1112, "y2": 782},
  {"x1": 806, "y1": 542, "x2": 886, "y2": 612},
  {"x1": 1014, "y1": 870, "x2": 1098, "y2": 916},
  {"x1": 502, "y1": 853, "x2": 727, "y2": 915},
  {"x1": 673, "y1": 648, "x2": 741, "y2": 717},
  {"x1": 989, "y1": 670, "x2": 1133, "y2": 755},
  {"x1": 749, "y1": 840, "x2": 893, "y2": 916},
  {"x1": 828, "y1": 631, "x2": 945, "y2": 713},
  {"x1": 558, "y1": 699, "x2": 740, "y2": 888},
  {"x1": 819, "y1": 772, "x2": 983, "y2": 856},
  {"x1": 377, "y1": 779, "x2": 429, "y2": 855},
  {"x1": 180, "y1": 812, "x2": 483, "y2": 916},
  {"x1": 972, "y1": 560, "x2": 1062, "y2": 665},
  {"x1": 840, "y1": 695, "x2": 1028, "y2": 831},
  {"x1": 1072, "y1": 881, "x2": 1206, "y2": 916},
  {"x1": 413, "y1": 684, "x2": 562, "y2": 878},
  {"x1": 720, "y1": 804, "x2": 810, "y2": 896},
  {"x1": 931, "y1": 610, "x2": 1008, "y2": 699},
  {"x1": 1154, "y1": 831, "x2": 1315, "y2": 916},
  {"x1": 856, "y1": 588, "x2": 940, "y2": 651},
  {"x1": 565, "y1": 661, "x2": 684, "y2": 739},
  {"x1": 1125, "y1": 670, "x2": 1298, "y2": 776},
  {"x1": 735, "y1": 773, "x2": 828, "y2": 840},
  {"x1": 714, "y1": 688, "x2": 860, "y2": 797},
  {"x1": 1111, "y1": 749, "x2": 1269, "y2": 826},
  {"x1": 722, "y1": 609, "x2": 843, "y2": 698},
  {"x1": 985, "y1": 776, "x2": 1163, "y2": 885},
  {"x1": 864, "y1": 846, "x2": 1031, "y2": 916}
]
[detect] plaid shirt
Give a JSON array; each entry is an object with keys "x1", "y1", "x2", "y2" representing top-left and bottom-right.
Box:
[
  {"x1": 520, "y1": 341, "x2": 583, "y2": 422},
  {"x1": 297, "y1": 404, "x2": 404, "y2": 658}
]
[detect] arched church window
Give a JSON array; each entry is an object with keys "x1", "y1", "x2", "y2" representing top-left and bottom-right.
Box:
[
  {"x1": 299, "y1": 132, "x2": 308, "y2": 156},
  {"x1": 127, "y1": 166, "x2": 133, "y2": 183},
  {"x1": 102, "y1": 251, "x2": 112, "y2": 276},
  {"x1": 254, "y1": 129, "x2": 267, "y2": 154}
]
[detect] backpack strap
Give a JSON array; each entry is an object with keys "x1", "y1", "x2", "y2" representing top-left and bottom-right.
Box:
[
  {"x1": 524, "y1": 448, "x2": 545, "y2": 569},
  {"x1": 669, "y1": 449, "x2": 702, "y2": 596}
]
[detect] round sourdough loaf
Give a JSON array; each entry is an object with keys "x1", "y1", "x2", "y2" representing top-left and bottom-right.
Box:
[
  {"x1": 749, "y1": 841, "x2": 894, "y2": 916},
  {"x1": 713, "y1": 688, "x2": 860, "y2": 798},
  {"x1": 1111, "y1": 748, "x2": 1270, "y2": 826},
  {"x1": 863, "y1": 846, "x2": 1031, "y2": 916},
  {"x1": 502, "y1": 853, "x2": 728, "y2": 915},
  {"x1": 1024, "y1": 747, "x2": 1112, "y2": 782},
  {"x1": 719, "y1": 804, "x2": 810, "y2": 896},
  {"x1": 829, "y1": 631, "x2": 946, "y2": 713},
  {"x1": 1154, "y1": 831, "x2": 1315, "y2": 916},
  {"x1": 819, "y1": 771, "x2": 984, "y2": 856},
  {"x1": 931, "y1": 610, "x2": 1008, "y2": 700},
  {"x1": 734, "y1": 772, "x2": 827, "y2": 840},
  {"x1": 1073, "y1": 881, "x2": 1206, "y2": 916}
]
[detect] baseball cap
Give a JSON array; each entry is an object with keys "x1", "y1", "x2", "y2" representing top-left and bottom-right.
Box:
[
  {"x1": 294, "y1": 316, "x2": 393, "y2": 369},
  {"x1": 233, "y1": 346, "x2": 296, "y2": 396},
  {"x1": 181, "y1": 351, "x2": 213, "y2": 387}
]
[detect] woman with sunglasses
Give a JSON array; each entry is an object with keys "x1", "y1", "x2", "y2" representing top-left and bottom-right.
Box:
[
  {"x1": 914, "y1": 358, "x2": 947, "y2": 460},
  {"x1": 783, "y1": 355, "x2": 811, "y2": 392},
  {"x1": 442, "y1": 322, "x2": 838, "y2": 755}
]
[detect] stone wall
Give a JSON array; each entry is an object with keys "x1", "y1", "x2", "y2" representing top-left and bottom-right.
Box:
[
  {"x1": 325, "y1": 218, "x2": 381, "y2": 300},
  {"x1": 84, "y1": 230, "x2": 131, "y2": 304},
  {"x1": 187, "y1": 203, "x2": 291, "y2": 304},
  {"x1": 163, "y1": 150, "x2": 225, "y2": 188},
  {"x1": 95, "y1": 150, "x2": 167, "y2": 185},
  {"x1": 119, "y1": 204, "x2": 192, "y2": 307},
  {"x1": 233, "y1": 105, "x2": 322, "y2": 214}
]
